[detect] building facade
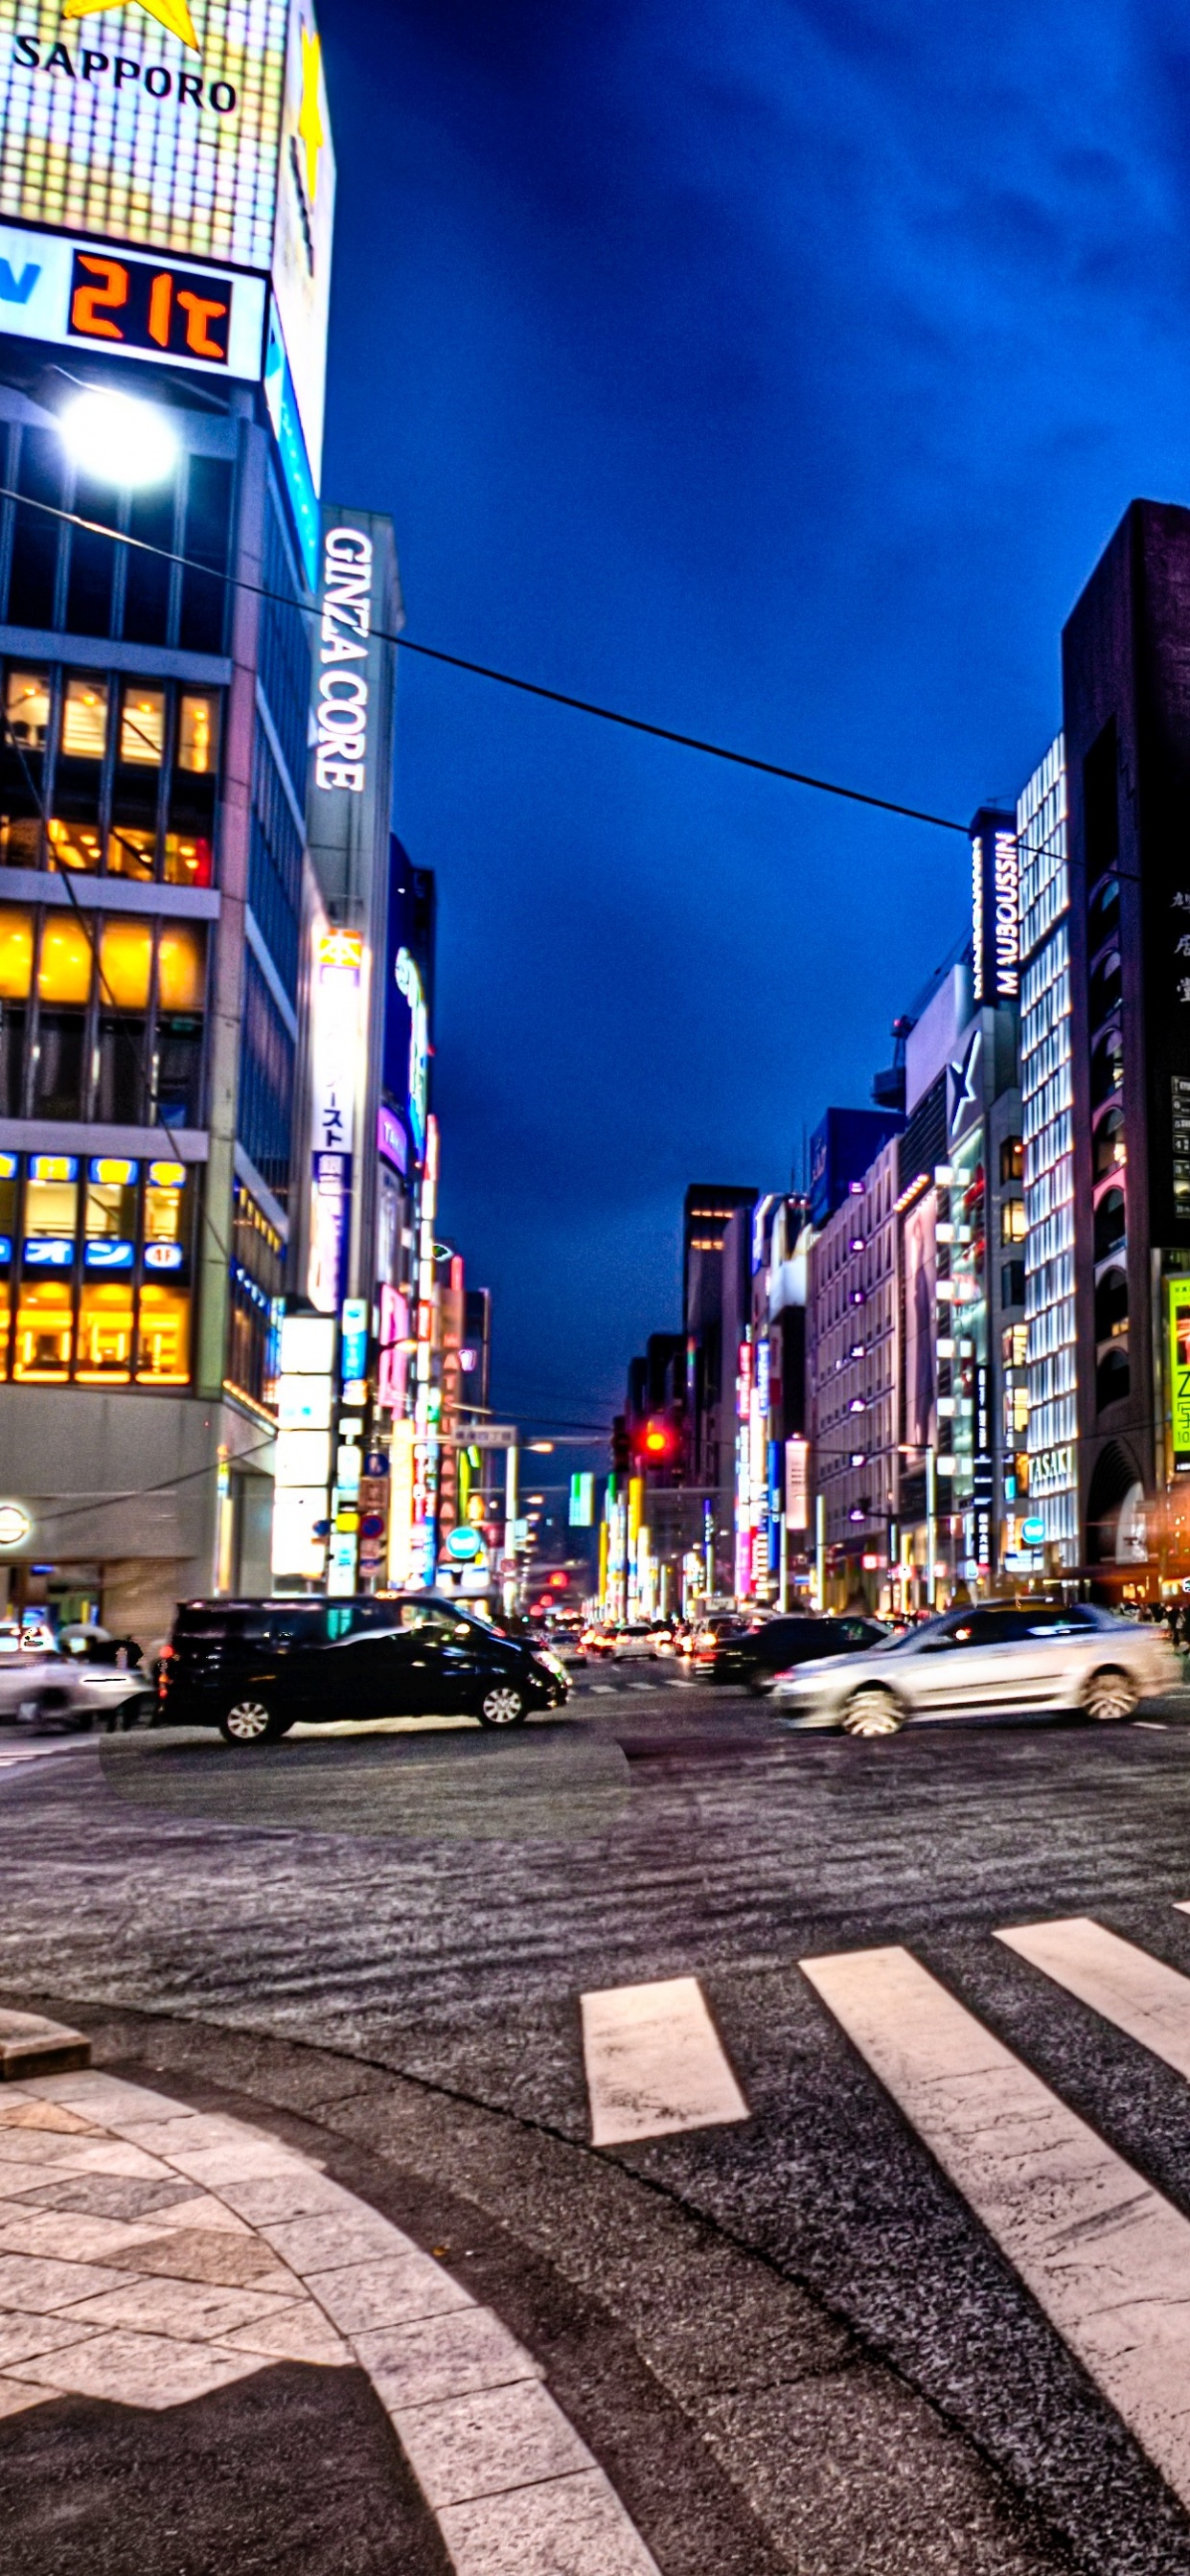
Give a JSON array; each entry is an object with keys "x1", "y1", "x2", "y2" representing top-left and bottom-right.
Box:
[
  {"x1": 809, "y1": 1135, "x2": 901, "y2": 1606},
  {"x1": 1018, "y1": 736, "x2": 1078, "y2": 1568}
]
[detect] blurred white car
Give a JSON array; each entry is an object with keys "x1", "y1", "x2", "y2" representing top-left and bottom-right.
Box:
[
  {"x1": 609, "y1": 1624, "x2": 659, "y2": 1661},
  {"x1": 0, "y1": 1647, "x2": 153, "y2": 1733},
  {"x1": 772, "y1": 1601, "x2": 1179, "y2": 1737}
]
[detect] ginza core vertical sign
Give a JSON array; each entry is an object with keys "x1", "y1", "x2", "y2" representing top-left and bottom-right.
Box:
[{"x1": 314, "y1": 524, "x2": 373, "y2": 793}]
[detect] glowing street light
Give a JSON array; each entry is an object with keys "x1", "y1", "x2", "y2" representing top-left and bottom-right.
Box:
[{"x1": 59, "y1": 389, "x2": 179, "y2": 489}]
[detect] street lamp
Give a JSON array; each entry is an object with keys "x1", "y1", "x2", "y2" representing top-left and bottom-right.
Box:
[{"x1": 59, "y1": 389, "x2": 179, "y2": 488}]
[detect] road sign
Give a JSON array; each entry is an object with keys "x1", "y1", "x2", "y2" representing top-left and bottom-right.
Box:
[{"x1": 1021, "y1": 1517, "x2": 1045, "y2": 1547}]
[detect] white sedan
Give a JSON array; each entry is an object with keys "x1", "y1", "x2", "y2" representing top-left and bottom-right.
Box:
[
  {"x1": 771, "y1": 1602, "x2": 1179, "y2": 1737},
  {"x1": 0, "y1": 1648, "x2": 153, "y2": 1733}
]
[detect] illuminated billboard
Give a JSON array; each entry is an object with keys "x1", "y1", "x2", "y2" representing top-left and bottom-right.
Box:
[
  {"x1": 269, "y1": 0, "x2": 333, "y2": 484},
  {"x1": 307, "y1": 922, "x2": 362, "y2": 1317},
  {"x1": 1168, "y1": 1275, "x2": 1190, "y2": 1467},
  {"x1": 0, "y1": 0, "x2": 288, "y2": 268},
  {"x1": 0, "y1": 216, "x2": 265, "y2": 373},
  {"x1": 0, "y1": 0, "x2": 332, "y2": 479}
]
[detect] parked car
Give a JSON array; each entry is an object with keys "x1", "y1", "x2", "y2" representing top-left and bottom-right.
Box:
[
  {"x1": 703, "y1": 1611, "x2": 889, "y2": 1690},
  {"x1": 0, "y1": 1644, "x2": 153, "y2": 1733},
  {"x1": 158, "y1": 1595, "x2": 571, "y2": 1744},
  {"x1": 771, "y1": 1601, "x2": 1180, "y2": 1736}
]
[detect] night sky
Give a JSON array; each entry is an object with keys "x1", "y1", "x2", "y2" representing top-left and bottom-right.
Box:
[{"x1": 319, "y1": 0, "x2": 1188, "y2": 1439}]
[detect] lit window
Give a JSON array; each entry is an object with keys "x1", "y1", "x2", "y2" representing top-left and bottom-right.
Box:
[
  {"x1": 156, "y1": 922, "x2": 206, "y2": 1012},
  {"x1": 37, "y1": 915, "x2": 92, "y2": 1004},
  {"x1": 1001, "y1": 1200, "x2": 1026, "y2": 1244},
  {"x1": 177, "y1": 693, "x2": 218, "y2": 774},
  {"x1": 60, "y1": 678, "x2": 107, "y2": 761},
  {"x1": 46, "y1": 819, "x2": 103, "y2": 874},
  {"x1": 136, "y1": 1285, "x2": 190, "y2": 1384},
  {"x1": 119, "y1": 686, "x2": 165, "y2": 766},
  {"x1": 13, "y1": 1280, "x2": 72, "y2": 1382},
  {"x1": 76, "y1": 1279, "x2": 134, "y2": 1383},
  {"x1": 106, "y1": 826, "x2": 155, "y2": 880},
  {"x1": 98, "y1": 917, "x2": 152, "y2": 1012},
  {"x1": 5, "y1": 670, "x2": 49, "y2": 751},
  {"x1": 0, "y1": 908, "x2": 34, "y2": 999},
  {"x1": 162, "y1": 835, "x2": 213, "y2": 886}
]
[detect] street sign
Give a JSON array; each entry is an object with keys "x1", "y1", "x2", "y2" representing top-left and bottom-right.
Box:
[
  {"x1": 438, "y1": 1424, "x2": 518, "y2": 1448},
  {"x1": 1021, "y1": 1516, "x2": 1045, "y2": 1547}
]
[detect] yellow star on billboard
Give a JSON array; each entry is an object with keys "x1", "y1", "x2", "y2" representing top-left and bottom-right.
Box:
[
  {"x1": 297, "y1": 27, "x2": 325, "y2": 203},
  {"x1": 62, "y1": 0, "x2": 200, "y2": 50}
]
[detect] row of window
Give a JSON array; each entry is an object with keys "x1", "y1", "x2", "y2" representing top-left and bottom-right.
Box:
[
  {"x1": 0, "y1": 664, "x2": 219, "y2": 886},
  {"x1": 0, "y1": 903, "x2": 205, "y2": 1127},
  {"x1": 238, "y1": 951, "x2": 295, "y2": 1209},
  {"x1": 227, "y1": 1181, "x2": 285, "y2": 1412},
  {"x1": 1, "y1": 425, "x2": 230, "y2": 657},
  {"x1": 0, "y1": 1151, "x2": 193, "y2": 1386}
]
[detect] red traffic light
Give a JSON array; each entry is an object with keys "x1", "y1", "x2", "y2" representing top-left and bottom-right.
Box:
[{"x1": 639, "y1": 1418, "x2": 676, "y2": 1459}]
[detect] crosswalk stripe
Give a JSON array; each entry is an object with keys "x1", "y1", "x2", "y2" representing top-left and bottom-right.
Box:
[
  {"x1": 995, "y1": 1916, "x2": 1190, "y2": 2081},
  {"x1": 580, "y1": 1975, "x2": 748, "y2": 2147},
  {"x1": 801, "y1": 1942, "x2": 1190, "y2": 2508}
]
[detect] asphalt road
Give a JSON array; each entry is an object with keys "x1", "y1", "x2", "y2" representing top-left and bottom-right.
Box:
[{"x1": 6, "y1": 1668, "x2": 1190, "y2": 2572}]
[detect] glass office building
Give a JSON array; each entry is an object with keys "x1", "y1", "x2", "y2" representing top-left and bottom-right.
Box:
[{"x1": 1018, "y1": 735, "x2": 1079, "y2": 1564}]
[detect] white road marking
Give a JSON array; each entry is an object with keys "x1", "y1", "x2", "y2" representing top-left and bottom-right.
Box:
[
  {"x1": 996, "y1": 1916, "x2": 1190, "y2": 2082},
  {"x1": 580, "y1": 1975, "x2": 748, "y2": 2146},
  {"x1": 801, "y1": 1942, "x2": 1190, "y2": 2510}
]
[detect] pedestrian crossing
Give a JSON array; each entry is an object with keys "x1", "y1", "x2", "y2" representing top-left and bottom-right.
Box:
[{"x1": 582, "y1": 1910, "x2": 1190, "y2": 2519}]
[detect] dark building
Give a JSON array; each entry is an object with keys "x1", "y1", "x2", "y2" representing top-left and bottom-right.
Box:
[
  {"x1": 1063, "y1": 499, "x2": 1190, "y2": 1582},
  {"x1": 809, "y1": 1106, "x2": 904, "y2": 1230}
]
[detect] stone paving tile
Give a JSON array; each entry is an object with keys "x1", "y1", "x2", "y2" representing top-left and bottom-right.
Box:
[
  {"x1": 311, "y1": 2249, "x2": 474, "y2": 2334},
  {"x1": 147, "y1": 2192, "x2": 253, "y2": 2235},
  {"x1": 222, "y1": 2298, "x2": 353, "y2": 2367},
  {"x1": 0, "y1": 2099, "x2": 99, "y2": 2135},
  {"x1": 0, "y1": 2131, "x2": 91, "y2": 2168},
  {"x1": 0, "y1": 2376, "x2": 47, "y2": 2419},
  {"x1": 214, "y1": 2170, "x2": 350, "y2": 2226},
  {"x1": 0, "y1": 2252, "x2": 129, "y2": 2311},
  {"x1": 439, "y1": 2467, "x2": 662, "y2": 2576},
  {"x1": 57, "y1": 2275, "x2": 295, "y2": 2343},
  {"x1": 101, "y1": 2225, "x2": 302, "y2": 2292},
  {"x1": 114, "y1": 2112, "x2": 263, "y2": 2155},
  {"x1": 0, "y1": 2205, "x2": 169, "y2": 2263},
  {"x1": 262, "y1": 2202, "x2": 415, "y2": 2274},
  {"x1": 0, "y1": 2134, "x2": 176, "y2": 2179},
  {"x1": 26, "y1": 2073, "x2": 191, "y2": 2124},
  {"x1": 393, "y1": 2379, "x2": 592, "y2": 2510},
  {"x1": 12, "y1": 2325, "x2": 265, "y2": 2409},
  {"x1": 10, "y1": 2174, "x2": 210, "y2": 2222},
  {"x1": 144, "y1": 2137, "x2": 312, "y2": 2189},
  {"x1": 355, "y1": 2307, "x2": 540, "y2": 2410},
  {"x1": 0, "y1": 2310, "x2": 102, "y2": 2368}
]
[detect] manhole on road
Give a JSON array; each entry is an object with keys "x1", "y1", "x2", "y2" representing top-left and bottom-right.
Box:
[{"x1": 97, "y1": 1725, "x2": 631, "y2": 1843}]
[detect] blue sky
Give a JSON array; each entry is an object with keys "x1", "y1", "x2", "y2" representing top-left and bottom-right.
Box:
[{"x1": 319, "y1": 0, "x2": 1190, "y2": 1432}]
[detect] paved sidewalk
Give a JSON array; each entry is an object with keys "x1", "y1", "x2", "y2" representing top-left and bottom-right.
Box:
[{"x1": 0, "y1": 2065, "x2": 659, "y2": 2574}]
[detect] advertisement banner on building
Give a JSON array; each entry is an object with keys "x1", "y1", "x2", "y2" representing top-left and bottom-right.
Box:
[
  {"x1": 0, "y1": 0, "x2": 289, "y2": 271},
  {"x1": 269, "y1": 0, "x2": 334, "y2": 484},
  {"x1": 903, "y1": 1193, "x2": 937, "y2": 1454},
  {"x1": 307, "y1": 925, "x2": 361, "y2": 1315},
  {"x1": 1168, "y1": 1276, "x2": 1190, "y2": 1466},
  {"x1": 971, "y1": 810, "x2": 1019, "y2": 1004},
  {"x1": 785, "y1": 1436, "x2": 810, "y2": 1532},
  {"x1": 0, "y1": 218, "x2": 266, "y2": 375}
]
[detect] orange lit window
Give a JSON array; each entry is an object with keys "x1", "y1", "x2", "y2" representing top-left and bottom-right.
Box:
[
  {"x1": 13, "y1": 1280, "x2": 73, "y2": 1382},
  {"x1": 25, "y1": 1176, "x2": 78, "y2": 1236},
  {"x1": 98, "y1": 916, "x2": 151, "y2": 1011},
  {"x1": 120, "y1": 687, "x2": 165, "y2": 766},
  {"x1": 61, "y1": 678, "x2": 108, "y2": 760},
  {"x1": 0, "y1": 908, "x2": 34, "y2": 999},
  {"x1": 145, "y1": 1183, "x2": 182, "y2": 1243},
  {"x1": 46, "y1": 818, "x2": 103, "y2": 873},
  {"x1": 6, "y1": 670, "x2": 49, "y2": 751},
  {"x1": 136, "y1": 1284, "x2": 190, "y2": 1384},
  {"x1": 77, "y1": 1278, "x2": 134, "y2": 1383},
  {"x1": 177, "y1": 693, "x2": 218, "y2": 773},
  {"x1": 156, "y1": 922, "x2": 205, "y2": 1012},
  {"x1": 37, "y1": 914, "x2": 92, "y2": 1004},
  {"x1": 162, "y1": 835, "x2": 213, "y2": 886},
  {"x1": 106, "y1": 826, "x2": 155, "y2": 879}
]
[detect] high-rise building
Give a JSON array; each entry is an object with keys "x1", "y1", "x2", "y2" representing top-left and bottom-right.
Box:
[
  {"x1": 0, "y1": 0, "x2": 344, "y2": 1635},
  {"x1": 1062, "y1": 500, "x2": 1190, "y2": 1588},
  {"x1": 1018, "y1": 737, "x2": 1078, "y2": 1567}
]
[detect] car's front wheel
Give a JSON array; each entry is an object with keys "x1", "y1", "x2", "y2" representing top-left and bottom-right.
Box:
[
  {"x1": 15, "y1": 1686, "x2": 80, "y2": 1731},
  {"x1": 476, "y1": 1683, "x2": 526, "y2": 1728},
  {"x1": 840, "y1": 1686, "x2": 904, "y2": 1738},
  {"x1": 218, "y1": 1696, "x2": 290, "y2": 1746},
  {"x1": 1083, "y1": 1667, "x2": 1138, "y2": 1724}
]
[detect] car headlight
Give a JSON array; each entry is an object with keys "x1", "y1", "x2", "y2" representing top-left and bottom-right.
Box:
[{"x1": 539, "y1": 1653, "x2": 567, "y2": 1680}]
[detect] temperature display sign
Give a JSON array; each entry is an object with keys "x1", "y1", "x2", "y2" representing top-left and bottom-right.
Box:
[{"x1": 68, "y1": 249, "x2": 234, "y2": 363}]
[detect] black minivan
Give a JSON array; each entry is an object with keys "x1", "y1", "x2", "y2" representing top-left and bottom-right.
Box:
[{"x1": 158, "y1": 1596, "x2": 570, "y2": 1744}]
